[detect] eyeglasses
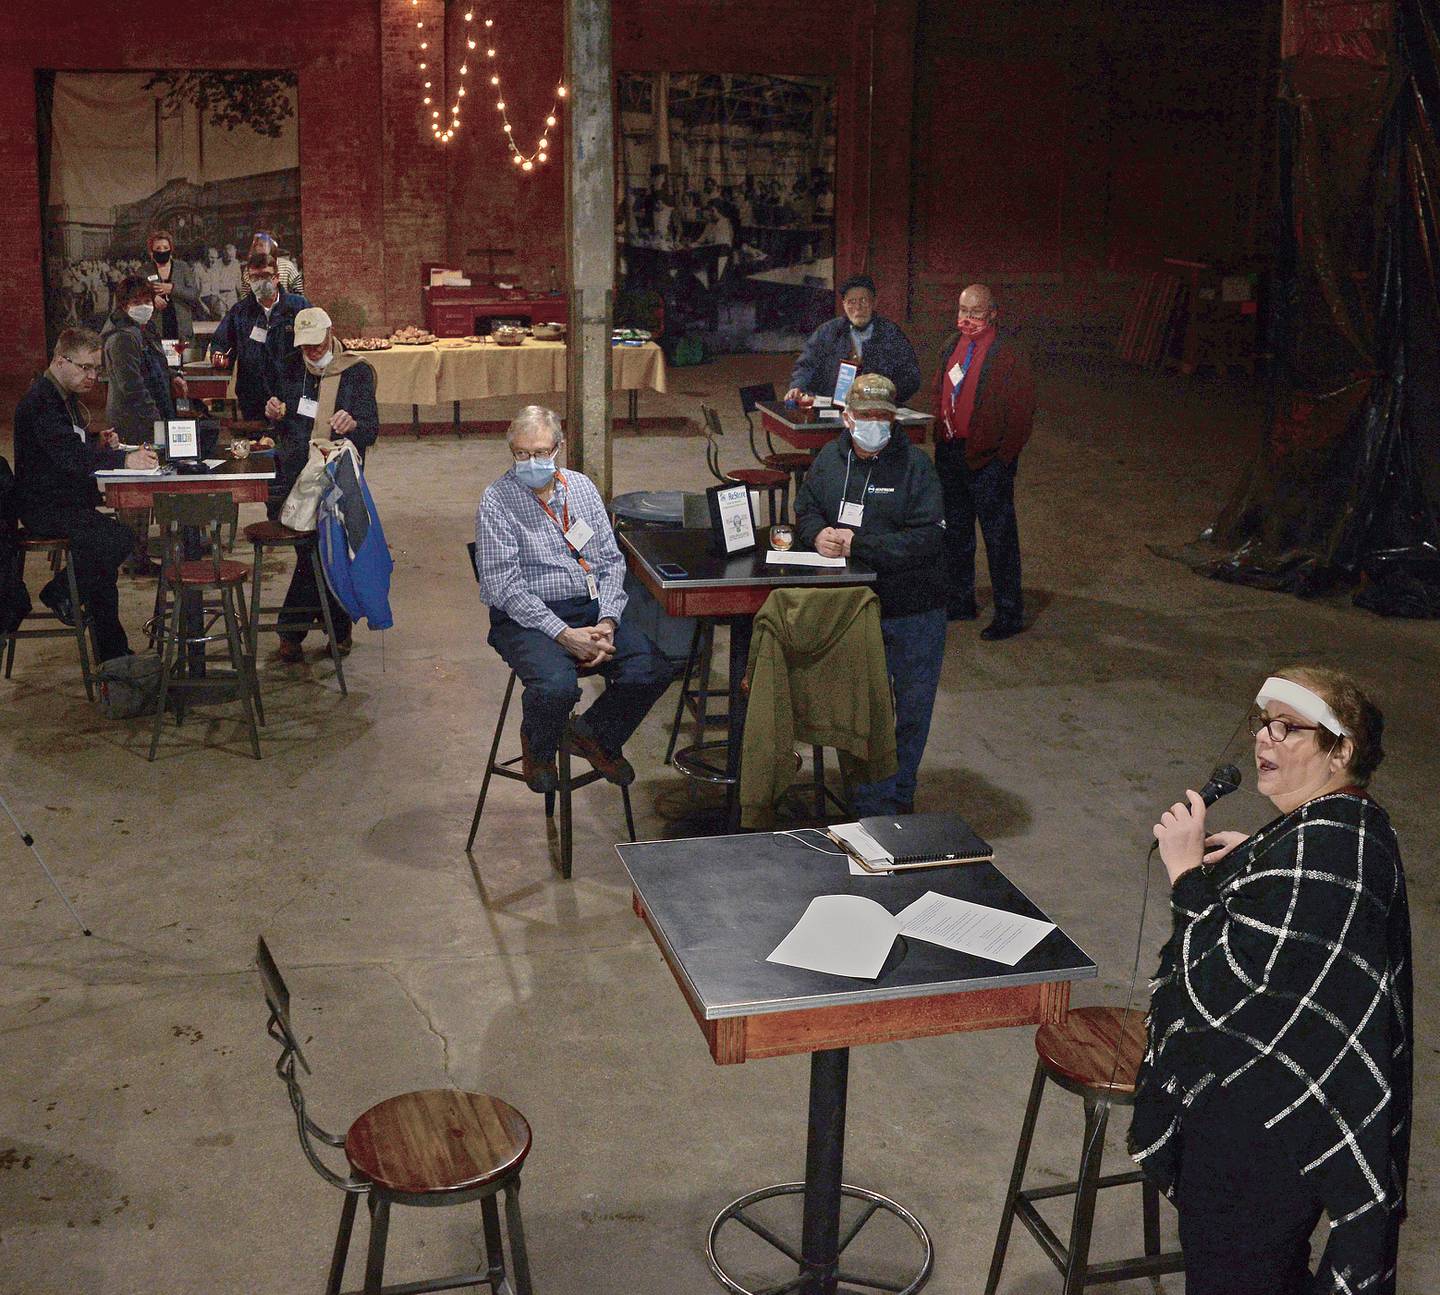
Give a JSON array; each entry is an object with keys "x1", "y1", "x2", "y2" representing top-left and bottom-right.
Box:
[
  {"x1": 62, "y1": 357, "x2": 101, "y2": 375},
  {"x1": 512, "y1": 443, "x2": 561, "y2": 462},
  {"x1": 1248, "y1": 711, "x2": 1323, "y2": 743}
]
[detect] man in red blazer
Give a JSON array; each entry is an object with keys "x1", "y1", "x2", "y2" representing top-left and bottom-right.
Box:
[{"x1": 932, "y1": 283, "x2": 1036, "y2": 640}]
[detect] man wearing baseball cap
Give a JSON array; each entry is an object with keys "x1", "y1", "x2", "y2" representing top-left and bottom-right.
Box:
[
  {"x1": 263, "y1": 306, "x2": 379, "y2": 661},
  {"x1": 794, "y1": 373, "x2": 948, "y2": 815}
]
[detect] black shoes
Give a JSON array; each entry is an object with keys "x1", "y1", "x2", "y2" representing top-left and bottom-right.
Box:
[
  {"x1": 980, "y1": 618, "x2": 1024, "y2": 641},
  {"x1": 38, "y1": 578, "x2": 76, "y2": 627},
  {"x1": 946, "y1": 597, "x2": 978, "y2": 622}
]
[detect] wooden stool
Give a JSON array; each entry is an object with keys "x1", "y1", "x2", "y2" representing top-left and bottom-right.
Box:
[
  {"x1": 150, "y1": 494, "x2": 262, "y2": 760},
  {"x1": 741, "y1": 381, "x2": 815, "y2": 509},
  {"x1": 984, "y1": 1006, "x2": 1184, "y2": 1295},
  {"x1": 2, "y1": 534, "x2": 94, "y2": 700},
  {"x1": 466, "y1": 668, "x2": 637, "y2": 880},
  {"x1": 257, "y1": 939, "x2": 533, "y2": 1295},
  {"x1": 244, "y1": 520, "x2": 348, "y2": 694}
]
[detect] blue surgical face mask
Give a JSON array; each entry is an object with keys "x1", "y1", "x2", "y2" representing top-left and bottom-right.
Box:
[
  {"x1": 514, "y1": 456, "x2": 557, "y2": 489},
  {"x1": 850, "y1": 418, "x2": 891, "y2": 453}
]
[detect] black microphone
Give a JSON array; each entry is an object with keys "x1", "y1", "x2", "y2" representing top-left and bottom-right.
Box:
[{"x1": 1198, "y1": 763, "x2": 1242, "y2": 807}]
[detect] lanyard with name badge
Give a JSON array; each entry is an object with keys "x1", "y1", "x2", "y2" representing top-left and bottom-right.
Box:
[
  {"x1": 947, "y1": 339, "x2": 978, "y2": 405},
  {"x1": 837, "y1": 449, "x2": 876, "y2": 527},
  {"x1": 535, "y1": 473, "x2": 599, "y2": 599},
  {"x1": 297, "y1": 370, "x2": 320, "y2": 421}
]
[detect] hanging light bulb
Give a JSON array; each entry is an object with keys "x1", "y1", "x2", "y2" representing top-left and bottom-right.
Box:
[
  {"x1": 458, "y1": 86, "x2": 466, "y2": 96},
  {"x1": 423, "y1": 80, "x2": 431, "y2": 88},
  {"x1": 503, "y1": 123, "x2": 512, "y2": 132},
  {"x1": 538, "y1": 138, "x2": 548, "y2": 149},
  {"x1": 484, "y1": 17, "x2": 493, "y2": 26},
  {"x1": 420, "y1": 39, "x2": 428, "y2": 49},
  {"x1": 496, "y1": 100, "x2": 505, "y2": 109},
  {"x1": 464, "y1": 9, "x2": 473, "y2": 18},
  {"x1": 557, "y1": 85, "x2": 567, "y2": 97},
  {"x1": 512, "y1": 154, "x2": 523, "y2": 166},
  {"x1": 522, "y1": 160, "x2": 533, "y2": 171},
  {"x1": 487, "y1": 48, "x2": 495, "y2": 57},
  {"x1": 419, "y1": 61, "x2": 427, "y2": 69},
  {"x1": 459, "y1": 63, "x2": 468, "y2": 74},
  {"x1": 490, "y1": 75, "x2": 499, "y2": 85},
  {"x1": 467, "y1": 38, "x2": 476, "y2": 49},
  {"x1": 545, "y1": 115, "x2": 556, "y2": 127},
  {"x1": 538, "y1": 151, "x2": 547, "y2": 162},
  {"x1": 423, "y1": 95, "x2": 431, "y2": 104}
]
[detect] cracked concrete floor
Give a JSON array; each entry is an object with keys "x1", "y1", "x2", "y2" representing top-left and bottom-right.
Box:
[{"x1": 1, "y1": 353, "x2": 1435, "y2": 1294}]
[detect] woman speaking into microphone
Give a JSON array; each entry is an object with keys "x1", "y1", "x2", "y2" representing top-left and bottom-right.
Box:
[{"x1": 1131, "y1": 666, "x2": 1412, "y2": 1295}]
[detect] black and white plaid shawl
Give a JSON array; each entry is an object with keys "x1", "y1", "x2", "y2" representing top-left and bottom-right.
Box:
[{"x1": 1130, "y1": 791, "x2": 1412, "y2": 1295}]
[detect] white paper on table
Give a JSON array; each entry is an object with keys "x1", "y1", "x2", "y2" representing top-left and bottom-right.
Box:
[
  {"x1": 765, "y1": 550, "x2": 846, "y2": 567},
  {"x1": 202, "y1": 459, "x2": 228, "y2": 469},
  {"x1": 767, "y1": 895, "x2": 900, "y2": 979},
  {"x1": 829, "y1": 821, "x2": 891, "y2": 868},
  {"x1": 96, "y1": 467, "x2": 166, "y2": 477},
  {"x1": 895, "y1": 892, "x2": 1054, "y2": 966},
  {"x1": 817, "y1": 409, "x2": 842, "y2": 420},
  {"x1": 810, "y1": 395, "x2": 834, "y2": 408}
]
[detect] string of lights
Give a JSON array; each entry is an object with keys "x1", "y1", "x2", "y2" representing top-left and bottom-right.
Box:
[{"x1": 410, "y1": 0, "x2": 565, "y2": 168}]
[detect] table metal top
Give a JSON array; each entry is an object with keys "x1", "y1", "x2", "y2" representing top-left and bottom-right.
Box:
[
  {"x1": 620, "y1": 528, "x2": 876, "y2": 593},
  {"x1": 96, "y1": 456, "x2": 276, "y2": 486},
  {"x1": 617, "y1": 832, "x2": 1095, "y2": 1021},
  {"x1": 757, "y1": 400, "x2": 935, "y2": 435}
]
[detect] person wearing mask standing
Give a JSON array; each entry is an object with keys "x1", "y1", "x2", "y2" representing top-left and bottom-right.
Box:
[
  {"x1": 932, "y1": 282, "x2": 1035, "y2": 640},
  {"x1": 793, "y1": 373, "x2": 947, "y2": 815},
  {"x1": 13, "y1": 327, "x2": 158, "y2": 662},
  {"x1": 248, "y1": 231, "x2": 305, "y2": 296},
  {"x1": 263, "y1": 308, "x2": 378, "y2": 661},
  {"x1": 785, "y1": 274, "x2": 922, "y2": 408},
  {"x1": 208, "y1": 252, "x2": 310, "y2": 420},
  {"x1": 145, "y1": 230, "x2": 201, "y2": 353}
]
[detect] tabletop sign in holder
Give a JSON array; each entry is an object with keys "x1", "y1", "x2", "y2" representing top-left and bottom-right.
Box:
[
  {"x1": 154, "y1": 418, "x2": 199, "y2": 460},
  {"x1": 706, "y1": 482, "x2": 756, "y2": 557}
]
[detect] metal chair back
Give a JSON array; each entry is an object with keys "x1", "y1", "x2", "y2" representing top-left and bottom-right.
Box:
[
  {"x1": 153, "y1": 491, "x2": 239, "y2": 587},
  {"x1": 255, "y1": 936, "x2": 365, "y2": 1193},
  {"x1": 739, "y1": 382, "x2": 779, "y2": 460},
  {"x1": 700, "y1": 403, "x2": 727, "y2": 483}
]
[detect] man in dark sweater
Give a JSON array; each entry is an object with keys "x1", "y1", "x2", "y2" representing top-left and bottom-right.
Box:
[
  {"x1": 794, "y1": 373, "x2": 947, "y2": 815},
  {"x1": 932, "y1": 283, "x2": 1036, "y2": 639},
  {"x1": 208, "y1": 252, "x2": 310, "y2": 419},
  {"x1": 264, "y1": 307, "x2": 379, "y2": 661},
  {"x1": 13, "y1": 327, "x2": 158, "y2": 662},
  {"x1": 785, "y1": 274, "x2": 922, "y2": 407}
]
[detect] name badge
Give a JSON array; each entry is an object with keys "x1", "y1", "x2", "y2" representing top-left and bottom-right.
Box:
[
  {"x1": 166, "y1": 349, "x2": 181, "y2": 367},
  {"x1": 297, "y1": 396, "x2": 320, "y2": 420},
  {"x1": 838, "y1": 500, "x2": 865, "y2": 527},
  {"x1": 833, "y1": 362, "x2": 858, "y2": 406},
  {"x1": 565, "y1": 518, "x2": 595, "y2": 551},
  {"x1": 72, "y1": 424, "x2": 87, "y2": 442},
  {"x1": 585, "y1": 572, "x2": 599, "y2": 599},
  {"x1": 948, "y1": 361, "x2": 964, "y2": 386},
  {"x1": 249, "y1": 325, "x2": 269, "y2": 344}
]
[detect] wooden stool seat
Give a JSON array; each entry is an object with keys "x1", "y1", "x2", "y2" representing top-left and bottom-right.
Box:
[
  {"x1": 176, "y1": 559, "x2": 252, "y2": 587},
  {"x1": 16, "y1": 533, "x2": 69, "y2": 551},
  {"x1": 724, "y1": 466, "x2": 789, "y2": 489},
  {"x1": 243, "y1": 519, "x2": 315, "y2": 546},
  {"x1": 345, "y1": 1090, "x2": 532, "y2": 1197},
  {"x1": 1035, "y1": 1006, "x2": 1146, "y2": 1097},
  {"x1": 762, "y1": 451, "x2": 815, "y2": 474}
]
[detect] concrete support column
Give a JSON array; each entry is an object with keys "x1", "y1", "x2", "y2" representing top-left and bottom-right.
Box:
[{"x1": 564, "y1": 0, "x2": 616, "y2": 495}]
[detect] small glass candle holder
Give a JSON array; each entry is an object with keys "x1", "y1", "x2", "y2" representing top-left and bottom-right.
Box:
[{"x1": 770, "y1": 524, "x2": 794, "y2": 551}]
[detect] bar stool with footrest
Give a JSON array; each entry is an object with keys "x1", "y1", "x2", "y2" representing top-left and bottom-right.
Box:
[
  {"x1": 256, "y1": 937, "x2": 534, "y2": 1295},
  {"x1": 740, "y1": 382, "x2": 815, "y2": 503},
  {"x1": 702, "y1": 404, "x2": 790, "y2": 526},
  {"x1": 984, "y1": 1005, "x2": 1185, "y2": 1295},
  {"x1": 2, "y1": 533, "x2": 94, "y2": 700},
  {"x1": 244, "y1": 519, "x2": 348, "y2": 693},
  {"x1": 149, "y1": 492, "x2": 262, "y2": 760},
  {"x1": 463, "y1": 543, "x2": 637, "y2": 879}
]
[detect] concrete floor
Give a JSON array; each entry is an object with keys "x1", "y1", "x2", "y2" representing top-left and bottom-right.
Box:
[{"x1": 1, "y1": 352, "x2": 1435, "y2": 1295}]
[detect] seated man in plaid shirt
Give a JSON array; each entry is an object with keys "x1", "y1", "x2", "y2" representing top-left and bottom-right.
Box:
[{"x1": 474, "y1": 405, "x2": 674, "y2": 793}]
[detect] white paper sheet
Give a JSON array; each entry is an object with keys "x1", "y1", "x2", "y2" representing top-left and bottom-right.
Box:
[
  {"x1": 765, "y1": 550, "x2": 846, "y2": 567},
  {"x1": 829, "y1": 822, "x2": 891, "y2": 868},
  {"x1": 817, "y1": 409, "x2": 843, "y2": 420},
  {"x1": 811, "y1": 395, "x2": 834, "y2": 407},
  {"x1": 202, "y1": 459, "x2": 228, "y2": 469},
  {"x1": 767, "y1": 895, "x2": 899, "y2": 979},
  {"x1": 96, "y1": 467, "x2": 167, "y2": 477},
  {"x1": 895, "y1": 892, "x2": 1054, "y2": 966}
]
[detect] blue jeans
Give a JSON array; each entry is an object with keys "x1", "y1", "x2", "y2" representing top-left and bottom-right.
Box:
[
  {"x1": 851, "y1": 607, "x2": 947, "y2": 815},
  {"x1": 936, "y1": 444, "x2": 1023, "y2": 623},
  {"x1": 487, "y1": 596, "x2": 674, "y2": 763}
]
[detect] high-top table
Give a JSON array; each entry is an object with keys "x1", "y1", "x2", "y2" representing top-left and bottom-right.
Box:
[
  {"x1": 616, "y1": 832, "x2": 1096, "y2": 1295},
  {"x1": 619, "y1": 529, "x2": 875, "y2": 829},
  {"x1": 758, "y1": 401, "x2": 934, "y2": 452}
]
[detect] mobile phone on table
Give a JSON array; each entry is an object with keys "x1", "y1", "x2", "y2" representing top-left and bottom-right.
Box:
[{"x1": 655, "y1": 562, "x2": 688, "y2": 578}]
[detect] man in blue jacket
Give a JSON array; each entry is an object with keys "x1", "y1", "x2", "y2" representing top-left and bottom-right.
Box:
[
  {"x1": 208, "y1": 252, "x2": 310, "y2": 420},
  {"x1": 785, "y1": 274, "x2": 921, "y2": 407}
]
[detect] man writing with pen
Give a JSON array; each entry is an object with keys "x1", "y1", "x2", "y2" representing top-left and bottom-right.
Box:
[{"x1": 473, "y1": 405, "x2": 673, "y2": 795}]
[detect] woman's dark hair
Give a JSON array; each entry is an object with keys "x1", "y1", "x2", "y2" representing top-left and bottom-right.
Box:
[
  {"x1": 1277, "y1": 665, "x2": 1386, "y2": 785},
  {"x1": 114, "y1": 275, "x2": 155, "y2": 308}
]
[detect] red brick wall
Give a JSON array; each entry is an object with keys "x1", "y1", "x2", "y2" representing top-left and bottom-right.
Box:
[{"x1": 0, "y1": 0, "x2": 390, "y2": 380}]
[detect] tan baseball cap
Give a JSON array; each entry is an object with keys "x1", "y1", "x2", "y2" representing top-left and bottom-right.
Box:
[
  {"x1": 847, "y1": 372, "x2": 897, "y2": 416},
  {"x1": 293, "y1": 307, "x2": 333, "y2": 346}
]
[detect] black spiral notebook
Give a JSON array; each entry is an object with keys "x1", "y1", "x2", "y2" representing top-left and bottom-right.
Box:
[{"x1": 830, "y1": 812, "x2": 994, "y2": 871}]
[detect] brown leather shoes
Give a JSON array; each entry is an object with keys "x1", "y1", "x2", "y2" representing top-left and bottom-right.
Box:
[
  {"x1": 569, "y1": 719, "x2": 635, "y2": 786},
  {"x1": 276, "y1": 640, "x2": 305, "y2": 664},
  {"x1": 520, "y1": 730, "x2": 558, "y2": 794}
]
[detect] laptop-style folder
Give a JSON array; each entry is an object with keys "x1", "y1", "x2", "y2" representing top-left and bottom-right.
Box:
[{"x1": 830, "y1": 812, "x2": 994, "y2": 871}]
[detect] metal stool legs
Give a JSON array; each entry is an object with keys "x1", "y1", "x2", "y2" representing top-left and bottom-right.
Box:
[
  {"x1": 2, "y1": 542, "x2": 95, "y2": 701},
  {"x1": 248, "y1": 537, "x2": 348, "y2": 695},
  {"x1": 984, "y1": 1060, "x2": 1181, "y2": 1295}
]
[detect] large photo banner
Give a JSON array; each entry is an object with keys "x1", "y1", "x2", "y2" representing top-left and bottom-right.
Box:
[
  {"x1": 616, "y1": 72, "x2": 836, "y2": 356},
  {"x1": 37, "y1": 70, "x2": 301, "y2": 351}
]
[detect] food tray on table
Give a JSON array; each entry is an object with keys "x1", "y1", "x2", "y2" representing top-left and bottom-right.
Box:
[
  {"x1": 343, "y1": 337, "x2": 393, "y2": 351},
  {"x1": 390, "y1": 325, "x2": 438, "y2": 345}
]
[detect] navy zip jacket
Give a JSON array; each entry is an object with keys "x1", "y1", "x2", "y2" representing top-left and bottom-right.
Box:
[
  {"x1": 13, "y1": 372, "x2": 126, "y2": 516},
  {"x1": 101, "y1": 312, "x2": 177, "y2": 443},
  {"x1": 788, "y1": 314, "x2": 922, "y2": 407},
  {"x1": 271, "y1": 351, "x2": 379, "y2": 496},
  {"x1": 793, "y1": 426, "x2": 946, "y2": 619},
  {"x1": 211, "y1": 290, "x2": 311, "y2": 419}
]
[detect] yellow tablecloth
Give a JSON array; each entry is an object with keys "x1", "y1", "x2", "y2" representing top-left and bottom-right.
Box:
[{"x1": 360, "y1": 339, "x2": 666, "y2": 406}]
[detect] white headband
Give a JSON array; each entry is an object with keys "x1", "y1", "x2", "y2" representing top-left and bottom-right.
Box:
[{"x1": 1255, "y1": 676, "x2": 1353, "y2": 738}]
